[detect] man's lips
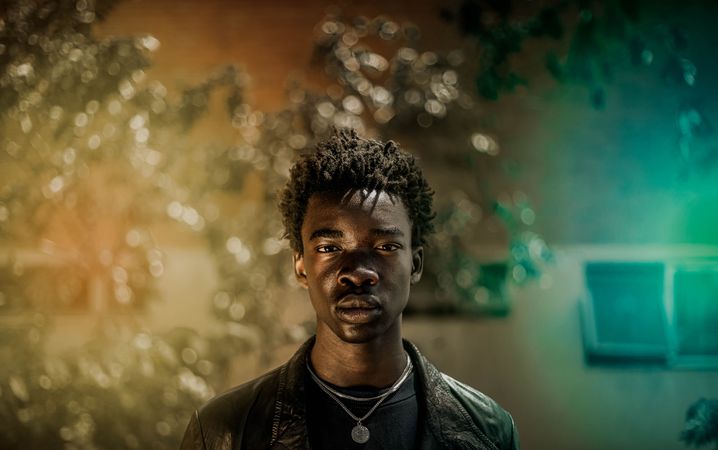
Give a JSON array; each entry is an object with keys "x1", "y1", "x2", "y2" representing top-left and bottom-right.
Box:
[
  {"x1": 335, "y1": 295, "x2": 381, "y2": 324},
  {"x1": 335, "y1": 294, "x2": 380, "y2": 309}
]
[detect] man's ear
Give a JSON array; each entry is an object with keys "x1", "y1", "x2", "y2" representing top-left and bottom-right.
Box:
[
  {"x1": 293, "y1": 251, "x2": 308, "y2": 288},
  {"x1": 410, "y1": 246, "x2": 424, "y2": 284}
]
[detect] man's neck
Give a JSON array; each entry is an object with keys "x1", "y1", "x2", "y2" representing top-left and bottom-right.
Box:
[{"x1": 310, "y1": 327, "x2": 407, "y2": 388}]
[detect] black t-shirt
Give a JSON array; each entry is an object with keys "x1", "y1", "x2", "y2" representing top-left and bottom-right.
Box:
[{"x1": 305, "y1": 368, "x2": 419, "y2": 450}]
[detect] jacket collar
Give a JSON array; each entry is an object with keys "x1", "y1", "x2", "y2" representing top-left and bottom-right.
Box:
[{"x1": 270, "y1": 336, "x2": 495, "y2": 450}]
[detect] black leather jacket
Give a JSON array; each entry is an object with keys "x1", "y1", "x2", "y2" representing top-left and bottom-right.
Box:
[{"x1": 180, "y1": 337, "x2": 520, "y2": 450}]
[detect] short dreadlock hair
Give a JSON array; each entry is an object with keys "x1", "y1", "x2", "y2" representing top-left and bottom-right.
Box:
[{"x1": 279, "y1": 128, "x2": 435, "y2": 253}]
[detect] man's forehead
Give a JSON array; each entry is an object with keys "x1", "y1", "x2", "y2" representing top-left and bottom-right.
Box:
[
  {"x1": 311, "y1": 188, "x2": 401, "y2": 208},
  {"x1": 302, "y1": 189, "x2": 410, "y2": 228}
]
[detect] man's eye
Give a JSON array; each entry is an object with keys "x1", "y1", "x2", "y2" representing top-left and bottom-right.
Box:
[
  {"x1": 377, "y1": 243, "x2": 401, "y2": 252},
  {"x1": 316, "y1": 245, "x2": 339, "y2": 253}
]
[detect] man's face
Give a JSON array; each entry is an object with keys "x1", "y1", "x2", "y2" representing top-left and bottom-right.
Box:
[{"x1": 294, "y1": 189, "x2": 423, "y2": 344}]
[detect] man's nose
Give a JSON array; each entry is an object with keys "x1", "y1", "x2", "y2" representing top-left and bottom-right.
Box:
[{"x1": 338, "y1": 252, "x2": 379, "y2": 287}]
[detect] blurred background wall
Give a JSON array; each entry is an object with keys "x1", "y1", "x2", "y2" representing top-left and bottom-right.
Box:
[{"x1": 1, "y1": 0, "x2": 717, "y2": 449}]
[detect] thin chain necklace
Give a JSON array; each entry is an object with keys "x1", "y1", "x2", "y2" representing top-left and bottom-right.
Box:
[{"x1": 307, "y1": 354, "x2": 413, "y2": 444}]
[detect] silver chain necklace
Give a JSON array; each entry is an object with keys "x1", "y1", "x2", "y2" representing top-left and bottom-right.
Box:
[{"x1": 307, "y1": 354, "x2": 413, "y2": 444}]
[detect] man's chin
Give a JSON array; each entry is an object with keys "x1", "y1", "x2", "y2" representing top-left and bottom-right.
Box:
[
  {"x1": 332, "y1": 323, "x2": 383, "y2": 344},
  {"x1": 331, "y1": 318, "x2": 404, "y2": 345}
]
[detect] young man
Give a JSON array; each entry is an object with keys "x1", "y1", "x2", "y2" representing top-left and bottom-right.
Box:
[{"x1": 181, "y1": 129, "x2": 519, "y2": 449}]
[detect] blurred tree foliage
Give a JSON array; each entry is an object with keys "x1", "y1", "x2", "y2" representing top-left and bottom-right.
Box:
[
  {"x1": 0, "y1": 0, "x2": 305, "y2": 447},
  {"x1": 442, "y1": 0, "x2": 699, "y2": 104},
  {"x1": 681, "y1": 398, "x2": 718, "y2": 449},
  {"x1": 440, "y1": 0, "x2": 713, "y2": 171},
  {"x1": 0, "y1": 0, "x2": 704, "y2": 448}
]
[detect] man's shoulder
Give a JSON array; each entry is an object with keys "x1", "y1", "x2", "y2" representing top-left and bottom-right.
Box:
[
  {"x1": 181, "y1": 366, "x2": 284, "y2": 450},
  {"x1": 404, "y1": 339, "x2": 519, "y2": 449},
  {"x1": 440, "y1": 372, "x2": 519, "y2": 449},
  {"x1": 196, "y1": 365, "x2": 282, "y2": 429},
  {"x1": 440, "y1": 372, "x2": 510, "y2": 420}
]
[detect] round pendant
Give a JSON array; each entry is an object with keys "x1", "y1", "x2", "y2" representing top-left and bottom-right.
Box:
[{"x1": 351, "y1": 424, "x2": 370, "y2": 444}]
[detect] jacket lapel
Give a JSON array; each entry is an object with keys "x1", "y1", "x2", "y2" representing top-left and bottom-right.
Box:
[
  {"x1": 405, "y1": 340, "x2": 498, "y2": 450},
  {"x1": 270, "y1": 338, "x2": 313, "y2": 450}
]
